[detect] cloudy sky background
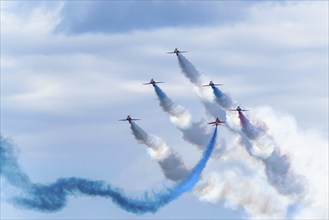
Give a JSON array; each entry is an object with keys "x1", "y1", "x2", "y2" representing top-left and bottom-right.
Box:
[{"x1": 1, "y1": 1, "x2": 328, "y2": 219}]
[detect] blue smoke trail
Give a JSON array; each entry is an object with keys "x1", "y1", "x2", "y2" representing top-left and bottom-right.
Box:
[
  {"x1": 0, "y1": 138, "x2": 32, "y2": 188},
  {"x1": 212, "y1": 86, "x2": 234, "y2": 110},
  {"x1": 153, "y1": 84, "x2": 185, "y2": 117},
  {"x1": 0, "y1": 128, "x2": 217, "y2": 213}
]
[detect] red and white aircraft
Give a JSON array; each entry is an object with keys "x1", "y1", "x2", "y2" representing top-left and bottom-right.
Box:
[
  {"x1": 166, "y1": 48, "x2": 188, "y2": 56},
  {"x1": 119, "y1": 115, "x2": 140, "y2": 124},
  {"x1": 202, "y1": 81, "x2": 223, "y2": 88},
  {"x1": 229, "y1": 106, "x2": 249, "y2": 112},
  {"x1": 142, "y1": 78, "x2": 164, "y2": 85},
  {"x1": 208, "y1": 117, "x2": 226, "y2": 127}
]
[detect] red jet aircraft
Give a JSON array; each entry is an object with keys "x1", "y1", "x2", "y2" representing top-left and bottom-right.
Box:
[{"x1": 208, "y1": 117, "x2": 226, "y2": 127}]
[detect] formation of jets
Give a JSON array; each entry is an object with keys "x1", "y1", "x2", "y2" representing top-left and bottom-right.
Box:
[
  {"x1": 202, "y1": 81, "x2": 223, "y2": 88},
  {"x1": 166, "y1": 48, "x2": 188, "y2": 56},
  {"x1": 120, "y1": 48, "x2": 249, "y2": 126},
  {"x1": 142, "y1": 78, "x2": 164, "y2": 86}
]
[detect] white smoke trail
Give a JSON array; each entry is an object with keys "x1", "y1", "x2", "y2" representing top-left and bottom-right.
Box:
[
  {"x1": 177, "y1": 54, "x2": 237, "y2": 111},
  {"x1": 153, "y1": 84, "x2": 217, "y2": 149},
  {"x1": 153, "y1": 84, "x2": 192, "y2": 129},
  {"x1": 152, "y1": 83, "x2": 228, "y2": 162},
  {"x1": 177, "y1": 54, "x2": 203, "y2": 86},
  {"x1": 130, "y1": 122, "x2": 189, "y2": 181}
]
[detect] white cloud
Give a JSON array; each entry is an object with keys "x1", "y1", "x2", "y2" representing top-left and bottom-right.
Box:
[{"x1": 252, "y1": 106, "x2": 328, "y2": 219}]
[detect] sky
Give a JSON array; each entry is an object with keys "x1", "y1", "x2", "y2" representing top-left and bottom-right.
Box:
[{"x1": 1, "y1": 1, "x2": 328, "y2": 219}]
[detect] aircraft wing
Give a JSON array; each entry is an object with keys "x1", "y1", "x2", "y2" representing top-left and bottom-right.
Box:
[
  {"x1": 202, "y1": 83, "x2": 223, "y2": 87},
  {"x1": 228, "y1": 109, "x2": 249, "y2": 111},
  {"x1": 119, "y1": 119, "x2": 140, "y2": 121},
  {"x1": 179, "y1": 51, "x2": 188, "y2": 53},
  {"x1": 142, "y1": 82, "x2": 163, "y2": 85},
  {"x1": 166, "y1": 52, "x2": 176, "y2": 54}
]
